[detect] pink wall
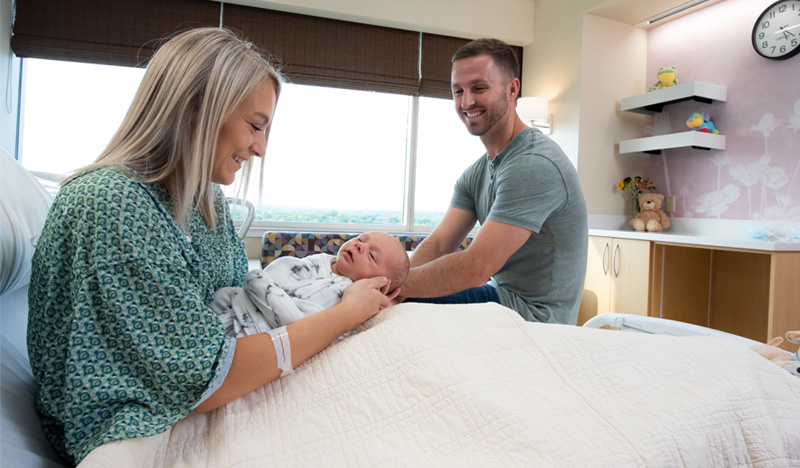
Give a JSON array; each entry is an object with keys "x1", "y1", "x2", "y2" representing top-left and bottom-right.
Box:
[{"x1": 643, "y1": 0, "x2": 800, "y2": 221}]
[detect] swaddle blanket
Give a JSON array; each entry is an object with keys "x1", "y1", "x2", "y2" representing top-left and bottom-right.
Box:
[
  {"x1": 80, "y1": 302, "x2": 800, "y2": 468},
  {"x1": 211, "y1": 254, "x2": 351, "y2": 337}
]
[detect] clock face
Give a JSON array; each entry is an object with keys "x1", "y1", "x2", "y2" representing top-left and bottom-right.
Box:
[{"x1": 752, "y1": 0, "x2": 800, "y2": 60}]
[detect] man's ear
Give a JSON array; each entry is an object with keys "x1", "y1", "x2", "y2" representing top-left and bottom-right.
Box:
[{"x1": 508, "y1": 77, "x2": 521, "y2": 102}]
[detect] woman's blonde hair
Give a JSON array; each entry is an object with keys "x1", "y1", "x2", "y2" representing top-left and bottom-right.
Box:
[{"x1": 71, "y1": 27, "x2": 283, "y2": 230}]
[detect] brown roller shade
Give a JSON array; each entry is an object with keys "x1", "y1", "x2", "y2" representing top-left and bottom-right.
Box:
[
  {"x1": 222, "y1": 3, "x2": 420, "y2": 95},
  {"x1": 419, "y1": 33, "x2": 470, "y2": 100},
  {"x1": 11, "y1": 0, "x2": 220, "y2": 67},
  {"x1": 420, "y1": 33, "x2": 524, "y2": 99},
  {"x1": 11, "y1": 0, "x2": 516, "y2": 99}
]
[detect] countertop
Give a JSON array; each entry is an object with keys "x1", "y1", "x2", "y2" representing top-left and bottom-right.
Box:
[{"x1": 588, "y1": 216, "x2": 800, "y2": 252}]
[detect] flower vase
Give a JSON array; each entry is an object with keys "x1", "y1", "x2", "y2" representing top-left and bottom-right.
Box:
[{"x1": 631, "y1": 195, "x2": 640, "y2": 218}]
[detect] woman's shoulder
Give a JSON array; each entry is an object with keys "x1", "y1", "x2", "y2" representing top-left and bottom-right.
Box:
[
  {"x1": 59, "y1": 166, "x2": 161, "y2": 208},
  {"x1": 62, "y1": 165, "x2": 138, "y2": 192}
]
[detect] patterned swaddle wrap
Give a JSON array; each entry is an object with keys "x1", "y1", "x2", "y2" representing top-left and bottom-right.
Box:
[{"x1": 211, "y1": 254, "x2": 351, "y2": 338}]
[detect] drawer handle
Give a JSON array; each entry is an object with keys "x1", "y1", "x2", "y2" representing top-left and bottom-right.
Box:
[
  {"x1": 602, "y1": 242, "x2": 609, "y2": 275},
  {"x1": 613, "y1": 243, "x2": 620, "y2": 277}
]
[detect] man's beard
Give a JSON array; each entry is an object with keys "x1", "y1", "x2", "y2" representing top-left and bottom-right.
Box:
[{"x1": 461, "y1": 98, "x2": 508, "y2": 137}]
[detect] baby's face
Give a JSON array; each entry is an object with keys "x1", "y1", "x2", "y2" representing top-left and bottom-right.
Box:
[{"x1": 333, "y1": 232, "x2": 406, "y2": 284}]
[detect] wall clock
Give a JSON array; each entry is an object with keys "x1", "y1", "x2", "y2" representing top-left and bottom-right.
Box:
[{"x1": 752, "y1": 0, "x2": 800, "y2": 60}]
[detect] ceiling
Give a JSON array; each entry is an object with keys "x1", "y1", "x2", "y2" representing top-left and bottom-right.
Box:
[{"x1": 587, "y1": 0, "x2": 725, "y2": 28}]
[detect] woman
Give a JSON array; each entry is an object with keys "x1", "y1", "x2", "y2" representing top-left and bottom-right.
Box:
[{"x1": 27, "y1": 27, "x2": 396, "y2": 465}]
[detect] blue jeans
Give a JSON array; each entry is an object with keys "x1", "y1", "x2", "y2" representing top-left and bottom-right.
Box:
[{"x1": 406, "y1": 284, "x2": 500, "y2": 305}]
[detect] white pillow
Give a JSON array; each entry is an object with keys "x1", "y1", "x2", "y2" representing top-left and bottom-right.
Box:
[{"x1": 0, "y1": 148, "x2": 53, "y2": 295}]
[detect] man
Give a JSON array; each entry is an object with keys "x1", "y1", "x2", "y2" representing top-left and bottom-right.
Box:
[{"x1": 401, "y1": 38, "x2": 588, "y2": 325}]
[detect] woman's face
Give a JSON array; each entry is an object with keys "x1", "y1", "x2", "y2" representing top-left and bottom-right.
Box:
[{"x1": 212, "y1": 80, "x2": 278, "y2": 185}]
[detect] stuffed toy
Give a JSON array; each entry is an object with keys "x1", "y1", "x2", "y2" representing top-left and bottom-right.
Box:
[
  {"x1": 751, "y1": 331, "x2": 800, "y2": 377},
  {"x1": 630, "y1": 193, "x2": 670, "y2": 232},
  {"x1": 686, "y1": 112, "x2": 720, "y2": 134},
  {"x1": 647, "y1": 66, "x2": 678, "y2": 92}
]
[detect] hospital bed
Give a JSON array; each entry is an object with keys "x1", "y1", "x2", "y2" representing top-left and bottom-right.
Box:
[{"x1": 2, "y1": 149, "x2": 799, "y2": 467}]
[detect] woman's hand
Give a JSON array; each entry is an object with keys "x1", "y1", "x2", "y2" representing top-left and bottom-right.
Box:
[{"x1": 339, "y1": 276, "x2": 398, "y2": 326}]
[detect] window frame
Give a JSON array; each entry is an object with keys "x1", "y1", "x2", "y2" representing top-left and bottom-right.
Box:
[{"x1": 16, "y1": 57, "x2": 482, "y2": 237}]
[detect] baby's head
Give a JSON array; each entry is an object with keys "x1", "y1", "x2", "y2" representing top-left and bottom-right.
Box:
[{"x1": 332, "y1": 232, "x2": 410, "y2": 290}]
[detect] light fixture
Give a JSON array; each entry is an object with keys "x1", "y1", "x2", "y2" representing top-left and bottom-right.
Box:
[
  {"x1": 645, "y1": 0, "x2": 709, "y2": 25},
  {"x1": 516, "y1": 96, "x2": 552, "y2": 134}
]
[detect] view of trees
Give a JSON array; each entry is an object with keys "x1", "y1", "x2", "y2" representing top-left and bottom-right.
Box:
[{"x1": 231, "y1": 206, "x2": 445, "y2": 226}]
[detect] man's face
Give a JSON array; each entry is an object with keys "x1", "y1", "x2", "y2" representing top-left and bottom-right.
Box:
[{"x1": 451, "y1": 55, "x2": 511, "y2": 137}]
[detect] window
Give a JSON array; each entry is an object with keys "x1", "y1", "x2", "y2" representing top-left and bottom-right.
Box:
[
  {"x1": 415, "y1": 97, "x2": 485, "y2": 226},
  {"x1": 19, "y1": 59, "x2": 146, "y2": 175},
  {"x1": 20, "y1": 59, "x2": 485, "y2": 233}
]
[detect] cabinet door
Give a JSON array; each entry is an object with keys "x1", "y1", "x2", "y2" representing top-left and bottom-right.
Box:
[
  {"x1": 578, "y1": 236, "x2": 612, "y2": 325},
  {"x1": 610, "y1": 238, "x2": 651, "y2": 316}
]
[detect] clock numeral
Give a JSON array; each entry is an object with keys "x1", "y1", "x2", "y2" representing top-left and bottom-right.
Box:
[{"x1": 753, "y1": 1, "x2": 800, "y2": 59}]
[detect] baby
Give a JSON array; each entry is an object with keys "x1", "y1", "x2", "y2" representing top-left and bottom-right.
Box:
[
  {"x1": 211, "y1": 231, "x2": 410, "y2": 339},
  {"x1": 751, "y1": 331, "x2": 800, "y2": 378}
]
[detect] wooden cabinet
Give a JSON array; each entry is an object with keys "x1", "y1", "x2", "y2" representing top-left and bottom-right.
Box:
[
  {"x1": 650, "y1": 243, "x2": 800, "y2": 349},
  {"x1": 578, "y1": 236, "x2": 651, "y2": 325},
  {"x1": 581, "y1": 232, "x2": 800, "y2": 351}
]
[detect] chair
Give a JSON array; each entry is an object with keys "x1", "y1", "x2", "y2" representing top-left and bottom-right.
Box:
[{"x1": 227, "y1": 197, "x2": 255, "y2": 239}]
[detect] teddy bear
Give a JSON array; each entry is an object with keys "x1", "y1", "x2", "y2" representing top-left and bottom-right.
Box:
[
  {"x1": 751, "y1": 331, "x2": 800, "y2": 378},
  {"x1": 630, "y1": 193, "x2": 670, "y2": 232}
]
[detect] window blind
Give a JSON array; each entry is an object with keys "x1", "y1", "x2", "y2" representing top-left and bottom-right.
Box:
[
  {"x1": 223, "y1": 3, "x2": 419, "y2": 95},
  {"x1": 420, "y1": 33, "x2": 524, "y2": 99},
  {"x1": 10, "y1": 0, "x2": 219, "y2": 67},
  {"x1": 11, "y1": 0, "x2": 521, "y2": 97}
]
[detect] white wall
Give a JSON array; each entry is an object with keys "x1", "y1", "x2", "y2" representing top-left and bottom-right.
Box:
[
  {"x1": 578, "y1": 13, "x2": 647, "y2": 216},
  {"x1": 1, "y1": 0, "x2": 20, "y2": 157},
  {"x1": 522, "y1": 0, "x2": 588, "y2": 167},
  {"x1": 526, "y1": 0, "x2": 654, "y2": 216},
  {"x1": 219, "y1": 0, "x2": 536, "y2": 46}
]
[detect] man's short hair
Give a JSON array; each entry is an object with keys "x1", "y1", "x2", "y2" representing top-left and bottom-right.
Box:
[{"x1": 452, "y1": 38, "x2": 520, "y2": 81}]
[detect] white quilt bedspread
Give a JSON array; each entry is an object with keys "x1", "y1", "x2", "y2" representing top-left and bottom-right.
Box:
[{"x1": 79, "y1": 302, "x2": 800, "y2": 468}]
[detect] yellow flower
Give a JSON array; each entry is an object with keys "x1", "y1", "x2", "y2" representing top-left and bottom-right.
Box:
[{"x1": 617, "y1": 180, "x2": 625, "y2": 190}]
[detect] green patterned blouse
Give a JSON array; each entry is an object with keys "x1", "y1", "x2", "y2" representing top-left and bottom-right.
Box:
[{"x1": 27, "y1": 167, "x2": 248, "y2": 464}]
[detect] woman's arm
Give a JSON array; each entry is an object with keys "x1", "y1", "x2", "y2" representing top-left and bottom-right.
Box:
[{"x1": 195, "y1": 276, "x2": 396, "y2": 411}]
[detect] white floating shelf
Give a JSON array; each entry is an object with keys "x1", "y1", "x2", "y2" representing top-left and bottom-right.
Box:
[
  {"x1": 619, "y1": 131, "x2": 726, "y2": 155},
  {"x1": 620, "y1": 81, "x2": 727, "y2": 114}
]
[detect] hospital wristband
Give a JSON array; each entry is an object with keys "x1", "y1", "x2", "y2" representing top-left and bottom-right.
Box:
[{"x1": 267, "y1": 326, "x2": 293, "y2": 375}]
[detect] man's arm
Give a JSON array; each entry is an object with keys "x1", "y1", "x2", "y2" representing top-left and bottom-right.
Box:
[
  {"x1": 410, "y1": 207, "x2": 477, "y2": 268},
  {"x1": 402, "y1": 212, "x2": 532, "y2": 299}
]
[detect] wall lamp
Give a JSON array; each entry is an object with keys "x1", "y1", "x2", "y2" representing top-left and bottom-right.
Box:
[{"x1": 516, "y1": 96, "x2": 552, "y2": 134}]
